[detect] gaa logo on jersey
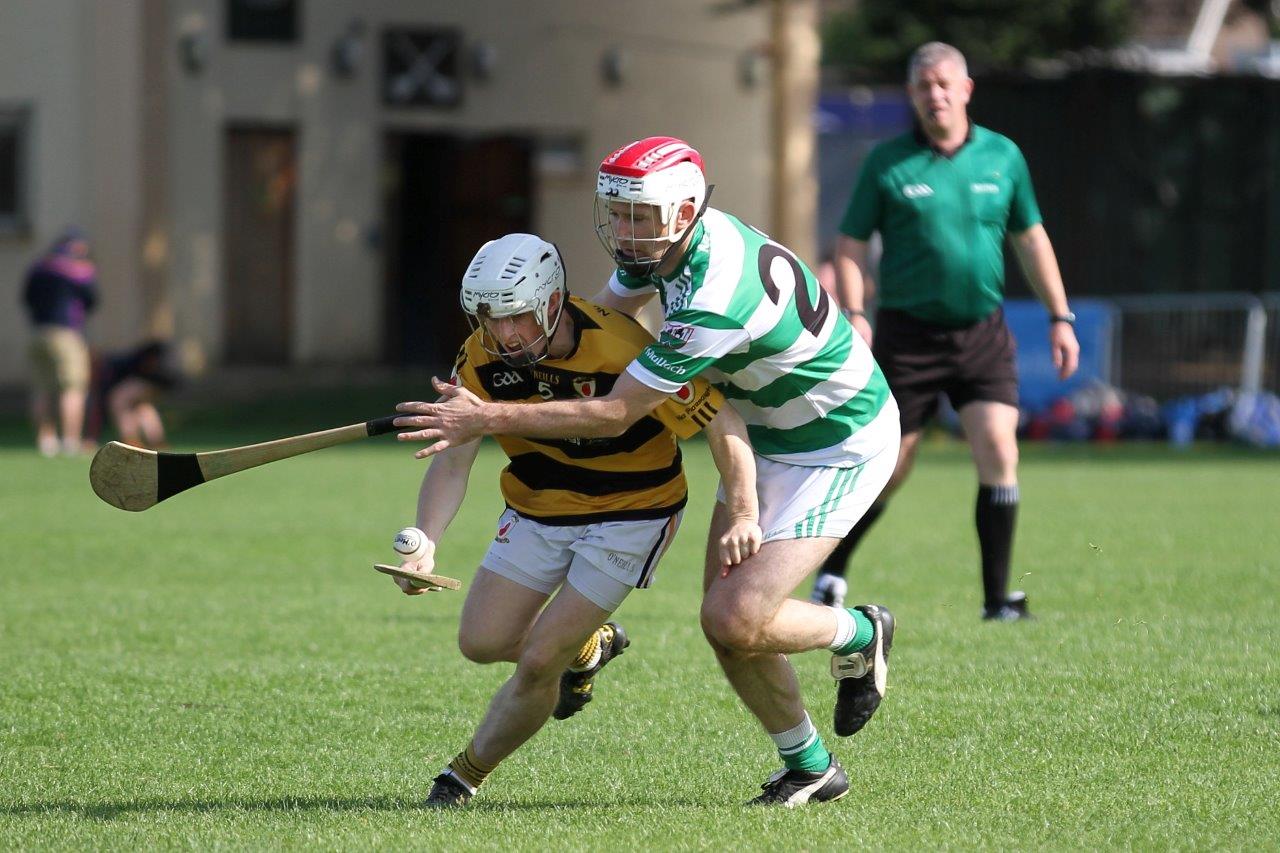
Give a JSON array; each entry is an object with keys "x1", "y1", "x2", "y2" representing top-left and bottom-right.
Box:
[{"x1": 572, "y1": 377, "x2": 597, "y2": 397}]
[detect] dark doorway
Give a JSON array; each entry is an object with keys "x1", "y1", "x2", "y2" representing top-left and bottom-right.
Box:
[
  {"x1": 223, "y1": 126, "x2": 297, "y2": 364},
  {"x1": 383, "y1": 133, "x2": 533, "y2": 367}
]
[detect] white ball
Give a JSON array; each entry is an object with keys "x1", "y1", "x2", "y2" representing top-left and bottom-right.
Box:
[{"x1": 393, "y1": 527, "x2": 430, "y2": 562}]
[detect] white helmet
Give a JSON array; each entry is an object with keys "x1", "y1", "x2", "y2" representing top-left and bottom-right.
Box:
[{"x1": 460, "y1": 233, "x2": 567, "y2": 367}]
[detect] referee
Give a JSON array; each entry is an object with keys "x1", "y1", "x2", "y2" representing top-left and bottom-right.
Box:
[{"x1": 812, "y1": 42, "x2": 1079, "y2": 621}]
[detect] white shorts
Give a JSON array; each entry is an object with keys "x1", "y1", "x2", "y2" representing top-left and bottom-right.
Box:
[
  {"x1": 482, "y1": 508, "x2": 683, "y2": 611},
  {"x1": 718, "y1": 438, "x2": 899, "y2": 542}
]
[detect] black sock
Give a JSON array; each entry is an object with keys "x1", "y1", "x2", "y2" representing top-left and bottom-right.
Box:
[
  {"x1": 818, "y1": 502, "x2": 886, "y2": 580},
  {"x1": 976, "y1": 484, "x2": 1019, "y2": 609}
]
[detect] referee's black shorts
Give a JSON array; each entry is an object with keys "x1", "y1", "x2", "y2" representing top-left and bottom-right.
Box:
[{"x1": 872, "y1": 307, "x2": 1019, "y2": 435}]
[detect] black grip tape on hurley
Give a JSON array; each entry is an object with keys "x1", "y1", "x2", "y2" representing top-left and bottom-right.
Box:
[
  {"x1": 155, "y1": 452, "x2": 208, "y2": 503},
  {"x1": 365, "y1": 415, "x2": 400, "y2": 437}
]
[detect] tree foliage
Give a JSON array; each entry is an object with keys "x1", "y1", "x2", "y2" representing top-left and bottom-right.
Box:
[{"x1": 823, "y1": 0, "x2": 1134, "y2": 80}]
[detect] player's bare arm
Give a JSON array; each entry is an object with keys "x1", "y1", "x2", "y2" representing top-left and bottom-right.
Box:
[
  {"x1": 1010, "y1": 223, "x2": 1080, "y2": 380},
  {"x1": 703, "y1": 404, "x2": 762, "y2": 573},
  {"x1": 592, "y1": 284, "x2": 655, "y2": 318},
  {"x1": 393, "y1": 438, "x2": 481, "y2": 595},
  {"x1": 396, "y1": 372, "x2": 669, "y2": 459},
  {"x1": 834, "y1": 235, "x2": 875, "y2": 347}
]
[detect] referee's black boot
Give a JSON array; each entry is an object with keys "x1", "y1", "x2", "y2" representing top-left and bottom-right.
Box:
[
  {"x1": 983, "y1": 591, "x2": 1032, "y2": 622},
  {"x1": 553, "y1": 622, "x2": 629, "y2": 720},
  {"x1": 810, "y1": 573, "x2": 847, "y2": 608},
  {"x1": 832, "y1": 604, "x2": 894, "y2": 737}
]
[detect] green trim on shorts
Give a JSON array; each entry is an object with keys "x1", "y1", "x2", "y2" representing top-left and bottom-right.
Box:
[
  {"x1": 816, "y1": 464, "x2": 864, "y2": 536},
  {"x1": 792, "y1": 464, "x2": 864, "y2": 539},
  {"x1": 794, "y1": 469, "x2": 843, "y2": 538}
]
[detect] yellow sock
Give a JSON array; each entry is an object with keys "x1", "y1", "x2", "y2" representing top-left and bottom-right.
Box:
[
  {"x1": 569, "y1": 627, "x2": 602, "y2": 671},
  {"x1": 449, "y1": 742, "x2": 498, "y2": 790}
]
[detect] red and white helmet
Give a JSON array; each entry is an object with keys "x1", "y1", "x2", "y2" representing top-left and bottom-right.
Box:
[{"x1": 594, "y1": 136, "x2": 708, "y2": 276}]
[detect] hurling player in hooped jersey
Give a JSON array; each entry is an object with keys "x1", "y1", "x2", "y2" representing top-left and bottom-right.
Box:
[
  {"x1": 397, "y1": 139, "x2": 901, "y2": 806},
  {"x1": 394, "y1": 233, "x2": 762, "y2": 808}
]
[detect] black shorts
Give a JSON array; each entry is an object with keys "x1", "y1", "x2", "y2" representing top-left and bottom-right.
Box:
[{"x1": 873, "y1": 307, "x2": 1019, "y2": 434}]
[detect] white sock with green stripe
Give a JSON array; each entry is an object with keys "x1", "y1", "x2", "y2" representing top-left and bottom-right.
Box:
[
  {"x1": 828, "y1": 607, "x2": 875, "y2": 655},
  {"x1": 770, "y1": 713, "x2": 831, "y2": 773}
]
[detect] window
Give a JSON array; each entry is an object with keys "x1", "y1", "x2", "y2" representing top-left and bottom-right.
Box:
[
  {"x1": 382, "y1": 28, "x2": 463, "y2": 108},
  {"x1": 227, "y1": 0, "x2": 299, "y2": 43},
  {"x1": 0, "y1": 106, "x2": 30, "y2": 233}
]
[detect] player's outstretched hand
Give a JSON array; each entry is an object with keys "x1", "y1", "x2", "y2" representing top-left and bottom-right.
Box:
[
  {"x1": 719, "y1": 516, "x2": 763, "y2": 576},
  {"x1": 395, "y1": 377, "x2": 488, "y2": 459}
]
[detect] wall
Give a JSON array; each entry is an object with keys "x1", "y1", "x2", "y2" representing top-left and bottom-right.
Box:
[
  {"x1": 164, "y1": 0, "x2": 772, "y2": 370},
  {"x1": 0, "y1": 1, "x2": 776, "y2": 383}
]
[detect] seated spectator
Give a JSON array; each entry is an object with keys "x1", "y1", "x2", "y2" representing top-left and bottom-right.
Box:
[{"x1": 84, "y1": 341, "x2": 180, "y2": 450}]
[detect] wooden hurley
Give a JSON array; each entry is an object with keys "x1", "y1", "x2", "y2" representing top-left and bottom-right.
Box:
[
  {"x1": 373, "y1": 563, "x2": 462, "y2": 591},
  {"x1": 89, "y1": 416, "x2": 400, "y2": 511}
]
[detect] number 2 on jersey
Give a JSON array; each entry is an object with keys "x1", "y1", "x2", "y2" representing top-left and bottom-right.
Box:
[{"x1": 757, "y1": 243, "x2": 829, "y2": 336}]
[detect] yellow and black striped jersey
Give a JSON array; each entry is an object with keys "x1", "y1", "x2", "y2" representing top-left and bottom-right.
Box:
[{"x1": 452, "y1": 296, "x2": 723, "y2": 525}]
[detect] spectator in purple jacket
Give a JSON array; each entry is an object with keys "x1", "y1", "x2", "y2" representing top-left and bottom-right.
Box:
[{"x1": 22, "y1": 228, "x2": 98, "y2": 456}]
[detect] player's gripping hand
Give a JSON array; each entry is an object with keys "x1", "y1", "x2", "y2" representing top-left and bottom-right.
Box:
[
  {"x1": 391, "y1": 528, "x2": 438, "y2": 595},
  {"x1": 395, "y1": 377, "x2": 489, "y2": 459},
  {"x1": 718, "y1": 516, "x2": 763, "y2": 576},
  {"x1": 394, "y1": 549, "x2": 439, "y2": 596}
]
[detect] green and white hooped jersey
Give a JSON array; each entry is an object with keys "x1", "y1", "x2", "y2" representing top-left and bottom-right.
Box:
[{"x1": 613, "y1": 208, "x2": 898, "y2": 467}]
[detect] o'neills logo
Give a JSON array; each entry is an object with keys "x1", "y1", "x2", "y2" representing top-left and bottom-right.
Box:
[
  {"x1": 903, "y1": 183, "x2": 933, "y2": 198},
  {"x1": 573, "y1": 377, "x2": 597, "y2": 397},
  {"x1": 495, "y1": 515, "x2": 516, "y2": 543}
]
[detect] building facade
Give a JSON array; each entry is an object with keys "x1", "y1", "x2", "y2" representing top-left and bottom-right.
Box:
[{"x1": 1, "y1": 0, "x2": 789, "y2": 383}]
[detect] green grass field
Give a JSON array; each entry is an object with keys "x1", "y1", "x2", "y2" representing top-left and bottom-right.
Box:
[{"x1": 3, "y1": 395, "x2": 1278, "y2": 849}]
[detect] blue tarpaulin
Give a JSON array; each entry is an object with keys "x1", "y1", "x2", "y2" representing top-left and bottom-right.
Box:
[{"x1": 1003, "y1": 298, "x2": 1116, "y2": 412}]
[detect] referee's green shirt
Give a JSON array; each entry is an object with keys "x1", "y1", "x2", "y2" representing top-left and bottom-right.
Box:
[{"x1": 839, "y1": 124, "x2": 1042, "y2": 327}]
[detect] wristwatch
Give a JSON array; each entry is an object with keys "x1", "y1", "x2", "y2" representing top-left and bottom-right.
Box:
[{"x1": 1050, "y1": 311, "x2": 1076, "y2": 325}]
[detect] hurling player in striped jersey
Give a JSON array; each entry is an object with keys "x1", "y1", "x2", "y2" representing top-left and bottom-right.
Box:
[
  {"x1": 397, "y1": 138, "x2": 901, "y2": 806},
  {"x1": 396, "y1": 233, "x2": 762, "y2": 808}
]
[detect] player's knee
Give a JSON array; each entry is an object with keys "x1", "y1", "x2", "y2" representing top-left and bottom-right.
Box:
[
  {"x1": 998, "y1": 439, "x2": 1019, "y2": 469},
  {"x1": 457, "y1": 630, "x2": 514, "y2": 665},
  {"x1": 700, "y1": 625, "x2": 732, "y2": 658},
  {"x1": 976, "y1": 436, "x2": 1018, "y2": 480},
  {"x1": 513, "y1": 644, "x2": 566, "y2": 685},
  {"x1": 700, "y1": 598, "x2": 764, "y2": 651}
]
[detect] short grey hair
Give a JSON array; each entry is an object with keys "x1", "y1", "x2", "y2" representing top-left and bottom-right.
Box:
[{"x1": 908, "y1": 42, "x2": 968, "y2": 83}]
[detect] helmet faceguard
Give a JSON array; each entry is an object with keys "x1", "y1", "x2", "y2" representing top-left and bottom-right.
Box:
[
  {"x1": 594, "y1": 137, "x2": 708, "y2": 277},
  {"x1": 459, "y1": 234, "x2": 567, "y2": 368}
]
